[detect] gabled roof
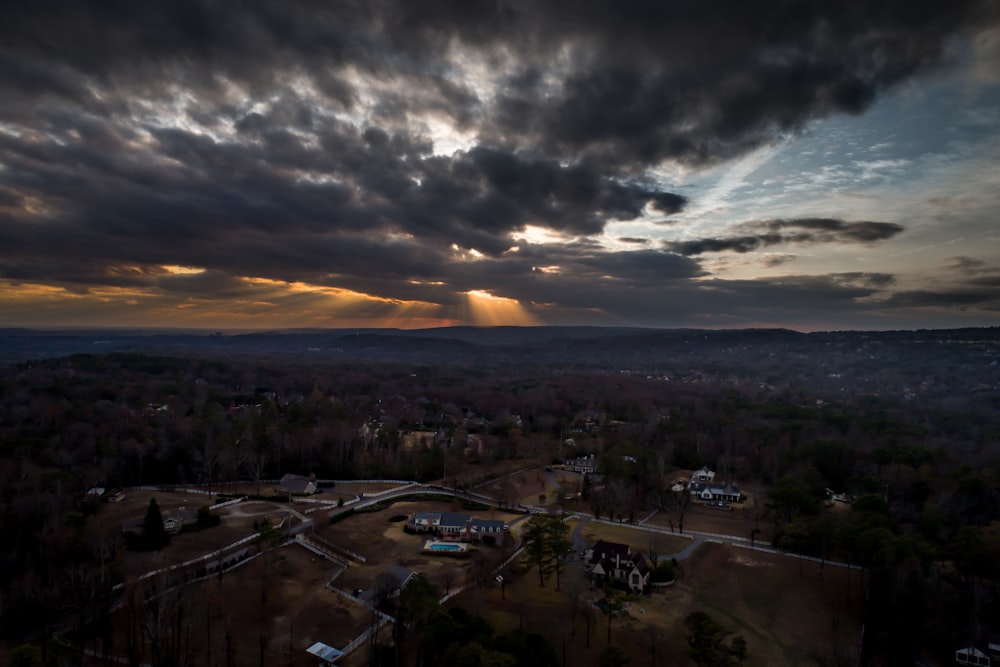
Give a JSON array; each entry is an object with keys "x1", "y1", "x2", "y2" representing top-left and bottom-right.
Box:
[
  {"x1": 689, "y1": 481, "x2": 740, "y2": 495},
  {"x1": 589, "y1": 540, "x2": 630, "y2": 564},
  {"x1": 438, "y1": 511, "x2": 471, "y2": 528},
  {"x1": 278, "y1": 473, "x2": 315, "y2": 494},
  {"x1": 471, "y1": 518, "x2": 505, "y2": 531}
]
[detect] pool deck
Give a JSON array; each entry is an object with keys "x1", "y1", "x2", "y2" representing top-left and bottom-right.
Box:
[{"x1": 422, "y1": 539, "x2": 470, "y2": 553}]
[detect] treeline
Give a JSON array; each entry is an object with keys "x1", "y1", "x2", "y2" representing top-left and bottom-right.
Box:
[{"x1": 0, "y1": 351, "x2": 997, "y2": 663}]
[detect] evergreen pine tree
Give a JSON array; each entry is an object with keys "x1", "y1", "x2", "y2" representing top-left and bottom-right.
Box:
[{"x1": 143, "y1": 497, "x2": 169, "y2": 550}]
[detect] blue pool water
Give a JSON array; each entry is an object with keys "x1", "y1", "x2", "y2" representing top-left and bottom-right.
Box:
[{"x1": 429, "y1": 544, "x2": 462, "y2": 551}]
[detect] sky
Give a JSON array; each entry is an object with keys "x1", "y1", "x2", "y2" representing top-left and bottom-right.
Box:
[{"x1": 1, "y1": 1, "x2": 999, "y2": 332}]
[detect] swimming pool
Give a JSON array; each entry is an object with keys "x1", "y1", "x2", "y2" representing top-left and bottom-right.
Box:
[{"x1": 423, "y1": 540, "x2": 470, "y2": 553}]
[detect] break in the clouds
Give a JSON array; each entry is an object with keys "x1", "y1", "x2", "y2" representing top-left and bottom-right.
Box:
[{"x1": 1, "y1": 1, "x2": 999, "y2": 330}]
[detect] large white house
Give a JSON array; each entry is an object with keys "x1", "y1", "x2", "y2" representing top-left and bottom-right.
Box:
[
  {"x1": 584, "y1": 540, "x2": 650, "y2": 593},
  {"x1": 563, "y1": 454, "x2": 596, "y2": 474},
  {"x1": 688, "y1": 480, "x2": 742, "y2": 503},
  {"x1": 407, "y1": 511, "x2": 507, "y2": 544}
]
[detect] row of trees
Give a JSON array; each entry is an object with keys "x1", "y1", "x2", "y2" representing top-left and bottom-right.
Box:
[
  {"x1": 520, "y1": 515, "x2": 573, "y2": 590},
  {"x1": 392, "y1": 573, "x2": 558, "y2": 667},
  {"x1": 0, "y1": 350, "x2": 997, "y2": 662}
]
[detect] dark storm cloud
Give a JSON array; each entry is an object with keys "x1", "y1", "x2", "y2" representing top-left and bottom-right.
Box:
[
  {"x1": 1, "y1": 1, "x2": 991, "y2": 160},
  {"x1": 945, "y1": 256, "x2": 989, "y2": 273},
  {"x1": 761, "y1": 254, "x2": 796, "y2": 268},
  {"x1": 760, "y1": 219, "x2": 905, "y2": 243},
  {"x1": 664, "y1": 218, "x2": 904, "y2": 255},
  {"x1": 665, "y1": 234, "x2": 786, "y2": 256},
  {"x1": 0, "y1": 0, "x2": 994, "y2": 326}
]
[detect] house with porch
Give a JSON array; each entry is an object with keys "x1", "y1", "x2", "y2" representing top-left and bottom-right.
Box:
[
  {"x1": 407, "y1": 511, "x2": 507, "y2": 544},
  {"x1": 690, "y1": 467, "x2": 716, "y2": 483},
  {"x1": 688, "y1": 481, "x2": 742, "y2": 503},
  {"x1": 584, "y1": 540, "x2": 650, "y2": 593},
  {"x1": 563, "y1": 454, "x2": 596, "y2": 474}
]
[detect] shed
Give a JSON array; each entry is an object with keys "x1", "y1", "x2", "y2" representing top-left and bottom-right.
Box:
[{"x1": 307, "y1": 641, "x2": 344, "y2": 665}]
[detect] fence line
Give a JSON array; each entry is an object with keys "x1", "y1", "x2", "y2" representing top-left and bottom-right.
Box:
[
  {"x1": 586, "y1": 516, "x2": 862, "y2": 570},
  {"x1": 339, "y1": 616, "x2": 392, "y2": 658},
  {"x1": 209, "y1": 496, "x2": 246, "y2": 510},
  {"x1": 438, "y1": 545, "x2": 525, "y2": 605},
  {"x1": 295, "y1": 535, "x2": 351, "y2": 568},
  {"x1": 112, "y1": 531, "x2": 264, "y2": 591},
  {"x1": 301, "y1": 531, "x2": 367, "y2": 563}
]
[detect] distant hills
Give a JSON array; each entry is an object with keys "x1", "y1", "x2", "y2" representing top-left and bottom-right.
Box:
[{"x1": 1, "y1": 324, "x2": 996, "y2": 368}]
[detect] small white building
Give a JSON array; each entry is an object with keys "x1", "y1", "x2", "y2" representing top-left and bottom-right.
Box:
[{"x1": 307, "y1": 641, "x2": 344, "y2": 665}]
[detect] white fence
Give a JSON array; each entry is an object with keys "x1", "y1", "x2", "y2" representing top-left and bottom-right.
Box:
[{"x1": 209, "y1": 496, "x2": 246, "y2": 510}]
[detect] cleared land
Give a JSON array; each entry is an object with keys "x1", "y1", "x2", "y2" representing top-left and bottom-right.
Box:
[
  {"x1": 85, "y1": 481, "x2": 857, "y2": 667},
  {"x1": 105, "y1": 542, "x2": 369, "y2": 667},
  {"x1": 315, "y1": 499, "x2": 521, "y2": 598},
  {"x1": 456, "y1": 541, "x2": 861, "y2": 667},
  {"x1": 571, "y1": 519, "x2": 693, "y2": 557}
]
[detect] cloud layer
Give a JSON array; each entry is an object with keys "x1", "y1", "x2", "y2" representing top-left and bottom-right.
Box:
[{"x1": 0, "y1": 1, "x2": 998, "y2": 329}]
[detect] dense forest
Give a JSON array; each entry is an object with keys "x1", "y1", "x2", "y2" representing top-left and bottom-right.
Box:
[{"x1": 0, "y1": 326, "x2": 997, "y2": 665}]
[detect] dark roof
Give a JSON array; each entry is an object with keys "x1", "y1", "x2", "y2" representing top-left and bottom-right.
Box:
[
  {"x1": 359, "y1": 564, "x2": 416, "y2": 603},
  {"x1": 689, "y1": 481, "x2": 740, "y2": 495},
  {"x1": 438, "y1": 511, "x2": 470, "y2": 528},
  {"x1": 591, "y1": 540, "x2": 631, "y2": 557},
  {"x1": 278, "y1": 473, "x2": 315, "y2": 494},
  {"x1": 471, "y1": 518, "x2": 505, "y2": 531}
]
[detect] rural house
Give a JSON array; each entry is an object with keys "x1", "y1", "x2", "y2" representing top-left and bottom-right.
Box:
[
  {"x1": 688, "y1": 481, "x2": 742, "y2": 503},
  {"x1": 407, "y1": 511, "x2": 507, "y2": 544},
  {"x1": 584, "y1": 540, "x2": 650, "y2": 593},
  {"x1": 277, "y1": 473, "x2": 318, "y2": 495},
  {"x1": 563, "y1": 454, "x2": 596, "y2": 474},
  {"x1": 690, "y1": 466, "x2": 716, "y2": 483}
]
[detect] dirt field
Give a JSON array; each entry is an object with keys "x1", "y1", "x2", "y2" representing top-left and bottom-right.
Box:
[
  {"x1": 206, "y1": 479, "x2": 411, "y2": 500},
  {"x1": 315, "y1": 499, "x2": 522, "y2": 598},
  {"x1": 474, "y1": 466, "x2": 585, "y2": 509},
  {"x1": 87, "y1": 490, "x2": 276, "y2": 575},
  {"x1": 449, "y1": 540, "x2": 861, "y2": 667},
  {"x1": 104, "y1": 542, "x2": 373, "y2": 667}
]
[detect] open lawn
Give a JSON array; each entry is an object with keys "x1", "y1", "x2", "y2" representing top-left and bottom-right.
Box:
[
  {"x1": 643, "y1": 497, "x2": 775, "y2": 543},
  {"x1": 574, "y1": 520, "x2": 693, "y2": 556},
  {"x1": 446, "y1": 540, "x2": 861, "y2": 667},
  {"x1": 83, "y1": 483, "x2": 857, "y2": 667},
  {"x1": 89, "y1": 491, "x2": 279, "y2": 575},
  {"x1": 315, "y1": 499, "x2": 521, "y2": 600}
]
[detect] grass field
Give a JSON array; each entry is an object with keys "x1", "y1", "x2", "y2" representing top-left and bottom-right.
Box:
[
  {"x1": 574, "y1": 520, "x2": 693, "y2": 556},
  {"x1": 441, "y1": 541, "x2": 861, "y2": 667}
]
